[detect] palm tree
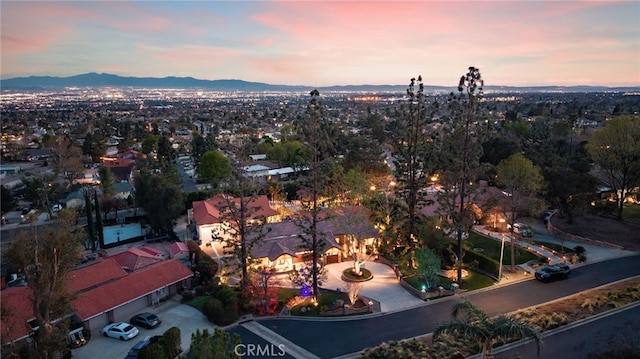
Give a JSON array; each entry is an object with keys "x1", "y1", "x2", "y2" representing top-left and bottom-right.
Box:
[{"x1": 433, "y1": 299, "x2": 542, "y2": 359}]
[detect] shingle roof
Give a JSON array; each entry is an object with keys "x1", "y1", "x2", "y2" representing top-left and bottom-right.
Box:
[{"x1": 250, "y1": 220, "x2": 339, "y2": 261}]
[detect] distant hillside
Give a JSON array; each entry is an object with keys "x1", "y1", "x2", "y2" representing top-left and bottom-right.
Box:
[{"x1": 1, "y1": 72, "x2": 638, "y2": 93}]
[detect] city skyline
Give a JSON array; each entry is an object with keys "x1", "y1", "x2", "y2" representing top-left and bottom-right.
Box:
[{"x1": 2, "y1": 1, "x2": 639, "y2": 87}]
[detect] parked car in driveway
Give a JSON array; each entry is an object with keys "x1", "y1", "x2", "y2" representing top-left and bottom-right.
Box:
[
  {"x1": 130, "y1": 312, "x2": 161, "y2": 329},
  {"x1": 535, "y1": 263, "x2": 571, "y2": 282},
  {"x1": 102, "y1": 322, "x2": 139, "y2": 341}
]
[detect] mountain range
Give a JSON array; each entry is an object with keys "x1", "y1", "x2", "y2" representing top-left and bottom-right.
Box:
[{"x1": 2, "y1": 72, "x2": 638, "y2": 93}]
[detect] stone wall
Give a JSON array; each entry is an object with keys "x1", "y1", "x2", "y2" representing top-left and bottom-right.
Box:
[{"x1": 547, "y1": 214, "x2": 625, "y2": 250}]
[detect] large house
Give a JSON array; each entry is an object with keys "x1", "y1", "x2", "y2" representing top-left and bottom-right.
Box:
[
  {"x1": 190, "y1": 194, "x2": 279, "y2": 246},
  {"x1": 0, "y1": 258, "x2": 193, "y2": 346},
  {"x1": 191, "y1": 194, "x2": 379, "y2": 273}
]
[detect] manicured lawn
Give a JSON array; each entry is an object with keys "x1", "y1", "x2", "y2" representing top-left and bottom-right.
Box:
[
  {"x1": 278, "y1": 287, "x2": 299, "y2": 302},
  {"x1": 290, "y1": 290, "x2": 350, "y2": 316},
  {"x1": 624, "y1": 204, "x2": 640, "y2": 219},
  {"x1": 532, "y1": 239, "x2": 573, "y2": 254},
  {"x1": 467, "y1": 232, "x2": 538, "y2": 265},
  {"x1": 463, "y1": 270, "x2": 497, "y2": 291},
  {"x1": 342, "y1": 268, "x2": 372, "y2": 281},
  {"x1": 187, "y1": 295, "x2": 211, "y2": 312}
]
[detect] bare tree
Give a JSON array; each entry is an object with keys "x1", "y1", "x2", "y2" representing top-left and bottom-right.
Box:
[
  {"x1": 48, "y1": 135, "x2": 83, "y2": 187},
  {"x1": 5, "y1": 210, "x2": 84, "y2": 359}
]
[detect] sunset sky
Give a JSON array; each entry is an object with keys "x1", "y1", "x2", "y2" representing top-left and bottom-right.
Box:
[{"x1": 2, "y1": 1, "x2": 639, "y2": 87}]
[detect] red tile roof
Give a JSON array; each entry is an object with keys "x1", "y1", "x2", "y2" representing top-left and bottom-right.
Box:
[
  {"x1": 66, "y1": 259, "x2": 128, "y2": 293},
  {"x1": 1, "y1": 287, "x2": 35, "y2": 344},
  {"x1": 192, "y1": 194, "x2": 277, "y2": 226},
  {"x1": 1, "y1": 259, "x2": 193, "y2": 344},
  {"x1": 139, "y1": 245, "x2": 164, "y2": 257},
  {"x1": 73, "y1": 259, "x2": 193, "y2": 321},
  {"x1": 107, "y1": 248, "x2": 163, "y2": 271},
  {"x1": 169, "y1": 242, "x2": 189, "y2": 255}
]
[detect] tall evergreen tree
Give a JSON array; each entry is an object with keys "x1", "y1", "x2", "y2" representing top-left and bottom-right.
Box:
[
  {"x1": 436, "y1": 67, "x2": 485, "y2": 284},
  {"x1": 94, "y1": 189, "x2": 104, "y2": 248},
  {"x1": 391, "y1": 76, "x2": 437, "y2": 251}
]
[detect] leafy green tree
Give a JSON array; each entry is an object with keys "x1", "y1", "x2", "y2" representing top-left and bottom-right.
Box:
[
  {"x1": 134, "y1": 169, "x2": 185, "y2": 233},
  {"x1": 191, "y1": 134, "x2": 217, "y2": 165},
  {"x1": 480, "y1": 137, "x2": 520, "y2": 166},
  {"x1": 1, "y1": 185, "x2": 17, "y2": 213},
  {"x1": 496, "y1": 153, "x2": 544, "y2": 271},
  {"x1": 436, "y1": 67, "x2": 485, "y2": 284},
  {"x1": 5, "y1": 210, "x2": 84, "y2": 359},
  {"x1": 342, "y1": 134, "x2": 387, "y2": 175},
  {"x1": 21, "y1": 174, "x2": 56, "y2": 219},
  {"x1": 157, "y1": 134, "x2": 174, "y2": 165},
  {"x1": 434, "y1": 299, "x2": 542, "y2": 359},
  {"x1": 189, "y1": 328, "x2": 241, "y2": 359},
  {"x1": 141, "y1": 134, "x2": 159, "y2": 154},
  {"x1": 415, "y1": 248, "x2": 441, "y2": 291},
  {"x1": 98, "y1": 166, "x2": 115, "y2": 196},
  {"x1": 586, "y1": 116, "x2": 640, "y2": 220},
  {"x1": 82, "y1": 187, "x2": 96, "y2": 251},
  {"x1": 197, "y1": 150, "x2": 232, "y2": 188}
]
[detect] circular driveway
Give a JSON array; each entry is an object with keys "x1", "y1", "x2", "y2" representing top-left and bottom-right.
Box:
[{"x1": 323, "y1": 261, "x2": 424, "y2": 312}]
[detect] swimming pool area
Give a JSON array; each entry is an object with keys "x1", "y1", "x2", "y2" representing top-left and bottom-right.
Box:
[{"x1": 103, "y1": 223, "x2": 143, "y2": 245}]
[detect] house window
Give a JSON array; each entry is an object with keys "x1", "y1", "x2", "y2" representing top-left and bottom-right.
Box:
[{"x1": 279, "y1": 258, "x2": 286, "y2": 265}]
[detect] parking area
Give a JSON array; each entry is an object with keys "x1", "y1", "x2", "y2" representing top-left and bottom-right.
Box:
[{"x1": 72, "y1": 298, "x2": 211, "y2": 359}]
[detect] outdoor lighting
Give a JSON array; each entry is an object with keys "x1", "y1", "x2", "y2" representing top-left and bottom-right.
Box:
[
  {"x1": 498, "y1": 235, "x2": 506, "y2": 282},
  {"x1": 369, "y1": 185, "x2": 376, "y2": 192}
]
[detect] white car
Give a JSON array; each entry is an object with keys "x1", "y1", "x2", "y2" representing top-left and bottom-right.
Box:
[
  {"x1": 102, "y1": 322, "x2": 139, "y2": 341},
  {"x1": 510, "y1": 223, "x2": 533, "y2": 237}
]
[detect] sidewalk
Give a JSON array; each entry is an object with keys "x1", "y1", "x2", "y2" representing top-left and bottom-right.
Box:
[{"x1": 472, "y1": 222, "x2": 637, "y2": 274}]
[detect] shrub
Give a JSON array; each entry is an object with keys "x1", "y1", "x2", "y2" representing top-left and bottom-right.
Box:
[
  {"x1": 578, "y1": 254, "x2": 587, "y2": 262},
  {"x1": 538, "y1": 255, "x2": 549, "y2": 264},
  {"x1": 161, "y1": 327, "x2": 181, "y2": 359},
  {"x1": 203, "y1": 297, "x2": 239, "y2": 326},
  {"x1": 574, "y1": 245, "x2": 586, "y2": 255}
]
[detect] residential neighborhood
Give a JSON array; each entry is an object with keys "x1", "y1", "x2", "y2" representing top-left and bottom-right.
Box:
[{"x1": 1, "y1": 78, "x2": 639, "y2": 359}]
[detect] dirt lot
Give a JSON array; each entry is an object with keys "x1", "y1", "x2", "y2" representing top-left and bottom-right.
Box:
[
  {"x1": 514, "y1": 277, "x2": 640, "y2": 327},
  {"x1": 551, "y1": 213, "x2": 640, "y2": 251}
]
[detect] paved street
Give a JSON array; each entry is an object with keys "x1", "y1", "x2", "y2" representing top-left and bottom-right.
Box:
[{"x1": 235, "y1": 255, "x2": 640, "y2": 358}]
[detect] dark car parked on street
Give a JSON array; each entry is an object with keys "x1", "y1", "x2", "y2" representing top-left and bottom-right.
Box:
[
  {"x1": 535, "y1": 263, "x2": 571, "y2": 282},
  {"x1": 130, "y1": 312, "x2": 161, "y2": 329}
]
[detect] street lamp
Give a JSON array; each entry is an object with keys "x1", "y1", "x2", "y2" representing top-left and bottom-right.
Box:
[{"x1": 498, "y1": 234, "x2": 506, "y2": 282}]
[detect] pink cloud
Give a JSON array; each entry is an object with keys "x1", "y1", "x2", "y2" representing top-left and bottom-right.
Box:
[{"x1": 1, "y1": 2, "x2": 96, "y2": 55}]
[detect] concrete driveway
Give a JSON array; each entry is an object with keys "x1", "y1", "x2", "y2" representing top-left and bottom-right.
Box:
[
  {"x1": 72, "y1": 298, "x2": 211, "y2": 359},
  {"x1": 323, "y1": 261, "x2": 424, "y2": 313}
]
